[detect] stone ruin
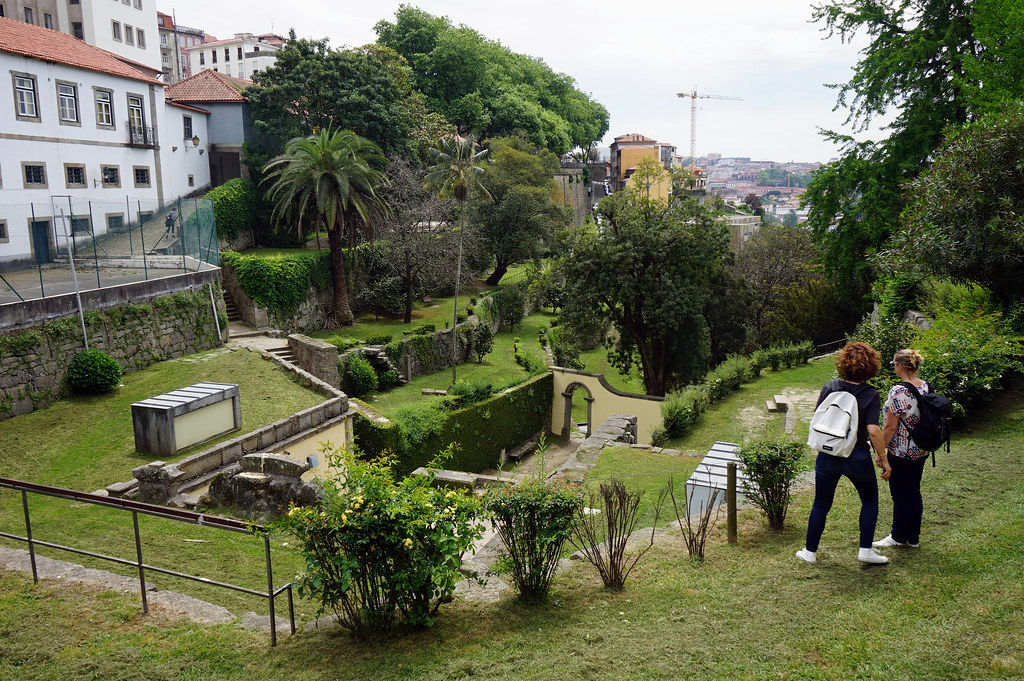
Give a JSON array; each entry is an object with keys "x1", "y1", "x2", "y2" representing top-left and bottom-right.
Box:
[{"x1": 200, "y1": 453, "x2": 320, "y2": 519}]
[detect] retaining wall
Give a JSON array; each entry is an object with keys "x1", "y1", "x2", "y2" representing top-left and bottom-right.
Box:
[{"x1": 288, "y1": 334, "x2": 340, "y2": 387}]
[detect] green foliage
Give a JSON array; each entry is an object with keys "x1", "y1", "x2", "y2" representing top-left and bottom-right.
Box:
[
  {"x1": 876, "y1": 274, "x2": 922, "y2": 320},
  {"x1": 66, "y1": 349, "x2": 122, "y2": 395},
  {"x1": 757, "y1": 168, "x2": 813, "y2": 187},
  {"x1": 325, "y1": 336, "x2": 364, "y2": 352},
  {"x1": 205, "y1": 178, "x2": 259, "y2": 240},
  {"x1": 375, "y1": 7, "x2": 608, "y2": 154},
  {"x1": 273, "y1": 447, "x2": 484, "y2": 636},
  {"x1": 918, "y1": 279, "x2": 996, "y2": 319},
  {"x1": 650, "y1": 425, "x2": 668, "y2": 448},
  {"x1": 0, "y1": 331, "x2": 42, "y2": 356},
  {"x1": 548, "y1": 325, "x2": 583, "y2": 370},
  {"x1": 737, "y1": 438, "x2": 804, "y2": 531},
  {"x1": 446, "y1": 379, "x2": 494, "y2": 409},
  {"x1": 513, "y1": 337, "x2": 547, "y2": 375},
  {"x1": 341, "y1": 354, "x2": 379, "y2": 397},
  {"x1": 364, "y1": 334, "x2": 393, "y2": 346},
  {"x1": 703, "y1": 355, "x2": 750, "y2": 402},
  {"x1": 221, "y1": 250, "x2": 329, "y2": 324},
  {"x1": 471, "y1": 323, "x2": 494, "y2": 363},
  {"x1": 661, "y1": 388, "x2": 710, "y2": 439},
  {"x1": 377, "y1": 369, "x2": 399, "y2": 392},
  {"x1": 483, "y1": 475, "x2": 582, "y2": 599},
  {"x1": 490, "y1": 286, "x2": 526, "y2": 331}
]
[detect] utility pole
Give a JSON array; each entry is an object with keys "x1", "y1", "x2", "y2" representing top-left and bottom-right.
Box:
[{"x1": 676, "y1": 88, "x2": 743, "y2": 166}]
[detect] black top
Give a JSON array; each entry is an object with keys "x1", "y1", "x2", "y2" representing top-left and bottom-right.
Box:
[{"x1": 816, "y1": 379, "x2": 881, "y2": 452}]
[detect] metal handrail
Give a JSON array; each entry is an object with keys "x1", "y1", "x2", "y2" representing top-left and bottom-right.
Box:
[{"x1": 0, "y1": 476, "x2": 295, "y2": 645}]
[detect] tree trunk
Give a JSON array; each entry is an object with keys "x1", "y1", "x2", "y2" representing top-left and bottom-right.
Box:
[
  {"x1": 450, "y1": 208, "x2": 465, "y2": 386},
  {"x1": 327, "y1": 226, "x2": 354, "y2": 326},
  {"x1": 484, "y1": 260, "x2": 509, "y2": 286},
  {"x1": 403, "y1": 248, "x2": 414, "y2": 324}
]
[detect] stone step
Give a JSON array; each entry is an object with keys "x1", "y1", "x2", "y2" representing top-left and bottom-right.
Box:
[
  {"x1": 766, "y1": 398, "x2": 779, "y2": 412},
  {"x1": 773, "y1": 395, "x2": 790, "y2": 412}
]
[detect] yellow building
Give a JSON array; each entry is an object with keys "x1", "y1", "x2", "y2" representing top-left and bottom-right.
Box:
[{"x1": 609, "y1": 133, "x2": 676, "y2": 201}]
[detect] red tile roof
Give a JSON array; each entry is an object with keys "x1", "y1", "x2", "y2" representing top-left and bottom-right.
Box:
[
  {"x1": 165, "y1": 69, "x2": 250, "y2": 103},
  {"x1": 167, "y1": 100, "x2": 210, "y2": 114},
  {"x1": 0, "y1": 17, "x2": 161, "y2": 84},
  {"x1": 614, "y1": 133, "x2": 657, "y2": 144}
]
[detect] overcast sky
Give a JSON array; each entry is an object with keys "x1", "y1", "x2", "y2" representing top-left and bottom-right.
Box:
[{"x1": 164, "y1": 0, "x2": 881, "y2": 162}]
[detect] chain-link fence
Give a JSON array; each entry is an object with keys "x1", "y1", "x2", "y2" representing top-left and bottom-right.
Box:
[{"x1": 0, "y1": 195, "x2": 218, "y2": 304}]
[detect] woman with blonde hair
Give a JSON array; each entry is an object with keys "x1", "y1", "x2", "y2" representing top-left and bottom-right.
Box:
[
  {"x1": 874, "y1": 348, "x2": 929, "y2": 548},
  {"x1": 797, "y1": 342, "x2": 892, "y2": 565}
]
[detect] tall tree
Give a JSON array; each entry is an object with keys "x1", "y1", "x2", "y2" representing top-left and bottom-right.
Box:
[
  {"x1": 803, "y1": 0, "x2": 986, "y2": 293},
  {"x1": 559, "y1": 162, "x2": 732, "y2": 396},
  {"x1": 264, "y1": 129, "x2": 386, "y2": 325},
  {"x1": 424, "y1": 136, "x2": 491, "y2": 385},
  {"x1": 473, "y1": 137, "x2": 567, "y2": 285}
]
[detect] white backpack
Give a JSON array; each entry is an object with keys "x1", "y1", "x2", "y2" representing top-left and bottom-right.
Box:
[{"x1": 807, "y1": 386, "x2": 859, "y2": 457}]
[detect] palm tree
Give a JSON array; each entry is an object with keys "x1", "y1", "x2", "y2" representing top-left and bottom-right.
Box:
[
  {"x1": 424, "y1": 136, "x2": 491, "y2": 385},
  {"x1": 264, "y1": 128, "x2": 386, "y2": 326}
]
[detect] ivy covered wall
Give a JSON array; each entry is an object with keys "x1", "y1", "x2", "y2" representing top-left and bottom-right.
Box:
[{"x1": 0, "y1": 287, "x2": 225, "y2": 420}]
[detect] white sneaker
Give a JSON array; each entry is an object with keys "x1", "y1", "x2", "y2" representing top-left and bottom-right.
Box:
[
  {"x1": 907, "y1": 542, "x2": 920, "y2": 548},
  {"x1": 873, "y1": 535, "x2": 906, "y2": 548},
  {"x1": 858, "y1": 548, "x2": 889, "y2": 564},
  {"x1": 795, "y1": 548, "x2": 817, "y2": 564}
]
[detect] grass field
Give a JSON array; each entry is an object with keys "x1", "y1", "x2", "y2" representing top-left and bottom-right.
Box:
[{"x1": 2, "y1": 383, "x2": 1022, "y2": 679}]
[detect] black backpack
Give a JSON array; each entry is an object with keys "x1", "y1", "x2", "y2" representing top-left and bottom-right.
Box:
[{"x1": 900, "y1": 382, "x2": 953, "y2": 466}]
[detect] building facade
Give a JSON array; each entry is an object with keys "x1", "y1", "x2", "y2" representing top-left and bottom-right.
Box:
[
  {"x1": 157, "y1": 12, "x2": 206, "y2": 84},
  {"x1": 185, "y1": 32, "x2": 282, "y2": 80},
  {"x1": 608, "y1": 133, "x2": 677, "y2": 199},
  {"x1": 1, "y1": 0, "x2": 160, "y2": 70},
  {"x1": 0, "y1": 17, "x2": 210, "y2": 266}
]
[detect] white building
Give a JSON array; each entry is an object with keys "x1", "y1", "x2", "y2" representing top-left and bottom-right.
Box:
[
  {"x1": 0, "y1": 17, "x2": 210, "y2": 266},
  {"x1": 1, "y1": 0, "x2": 161, "y2": 71},
  {"x1": 185, "y1": 32, "x2": 283, "y2": 80}
]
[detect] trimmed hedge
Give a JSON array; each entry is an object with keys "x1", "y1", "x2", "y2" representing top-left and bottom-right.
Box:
[
  {"x1": 354, "y1": 373, "x2": 554, "y2": 477},
  {"x1": 207, "y1": 178, "x2": 259, "y2": 240},
  {"x1": 221, "y1": 250, "x2": 330, "y2": 323}
]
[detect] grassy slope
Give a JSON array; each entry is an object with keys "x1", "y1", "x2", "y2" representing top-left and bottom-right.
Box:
[
  {"x1": 2, "y1": 387, "x2": 1022, "y2": 679},
  {"x1": 587, "y1": 447, "x2": 699, "y2": 527},
  {"x1": 0, "y1": 348, "x2": 324, "y2": 615}
]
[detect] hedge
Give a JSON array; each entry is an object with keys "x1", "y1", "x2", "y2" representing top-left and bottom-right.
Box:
[
  {"x1": 221, "y1": 250, "x2": 329, "y2": 323},
  {"x1": 206, "y1": 177, "x2": 259, "y2": 240},
  {"x1": 354, "y1": 373, "x2": 554, "y2": 477}
]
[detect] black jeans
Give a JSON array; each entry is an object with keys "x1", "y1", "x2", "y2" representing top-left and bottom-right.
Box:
[
  {"x1": 805, "y1": 449, "x2": 878, "y2": 551},
  {"x1": 888, "y1": 454, "x2": 927, "y2": 544}
]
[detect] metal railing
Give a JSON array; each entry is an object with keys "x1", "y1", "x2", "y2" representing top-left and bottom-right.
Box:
[
  {"x1": 128, "y1": 125, "x2": 157, "y2": 148},
  {"x1": 0, "y1": 477, "x2": 295, "y2": 645}
]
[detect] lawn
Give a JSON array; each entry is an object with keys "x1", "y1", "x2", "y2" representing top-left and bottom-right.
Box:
[
  {"x1": 0, "y1": 348, "x2": 325, "y2": 616},
  {"x1": 586, "y1": 447, "x2": 699, "y2": 527},
  {"x1": 2, "y1": 385, "x2": 1022, "y2": 679}
]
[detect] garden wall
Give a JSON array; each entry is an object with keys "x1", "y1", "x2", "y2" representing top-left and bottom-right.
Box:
[
  {"x1": 219, "y1": 259, "x2": 332, "y2": 331},
  {"x1": 383, "y1": 322, "x2": 475, "y2": 381},
  {"x1": 354, "y1": 372, "x2": 554, "y2": 476},
  {"x1": 0, "y1": 277, "x2": 226, "y2": 420}
]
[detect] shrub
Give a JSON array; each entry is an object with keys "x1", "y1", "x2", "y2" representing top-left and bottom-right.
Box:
[
  {"x1": 274, "y1": 447, "x2": 484, "y2": 637},
  {"x1": 570, "y1": 479, "x2": 661, "y2": 590},
  {"x1": 403, "y1": 324, "x2": 436, "y2": 337},
  {"x1": 484, "y1": 476, "x2": 582, "y2": 599},
  {"x1": 342, "y1": 354, "x2": 378, "y2": 397},
  {"x1": 749, "y1": 349, "x2": 770, "y2": 377},
  {"x1": 326, "y1": 336, "x2": 363, "y2": 352},
  {"x1": 364, "y1": 334, "x2": 393, "y2": 346},
  {"x1": 473, "y1": 323, "x2": 494, "y2": 363},
  {"x1": 876, "y1": 273, "x2": 922, "y2": 320},
  {"x1": 704, "y1": 355, "x2": 750, "y2": 402},
  {"x1": 206, "y1": 177, "x2": 259, "y2": 240},
  {"x1": 661, "y1": 387, "x2": 709, "y2": 439},
  {"x1": 447, "y1": 380, "x2": 493, "y2": 409},
  {"x1": 66, "y1": 348, "x2": 122, "y2": 394},
  {"x1": 377, "y1": 369, "x2": 399, "y2": 391},
  {"x1": 665, "y1": 477, "x2": 720, "y2": 561},
  {"x1": 220, "y1": 250, "x2": 329, "y2": 324},
  {"x1": 737, "y1": 438, "x2": 804, "y2": 531},
  {"x1": 650, "y1": 425, "x2": 668, "y2": 448},
  {"x1": 491, "y1": 286, "x2": 527, "y2": 330},
  {"x1": 548, "y1": 326, "x2": 584, "y2": 370}
]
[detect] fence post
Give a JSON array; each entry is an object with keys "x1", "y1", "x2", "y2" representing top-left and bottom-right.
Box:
[
  {"x1": 87, "y1": 200, "x2": 101, "y2": 289},
  {"x1": 264, "y1": 534, "x2": 276, "y2": 646},
  {"x1": 126, "y1": 195, "x2": 134, "y2": 258},
  {"x1": 21, "y1": 490, "x2": 38, "y2": 583},
  {"x1": 132, "y1": 511, "x2": 149, "y2": 614},
  {"x1": 287, "y1": 584, "x2": 295, "y2": 634},
  {"x1": 727, "y1": 462, "x2": 737, "y2": 544},
  {"x1": 138, "y1": 201, "x2": 148, "y2": 280},
  {"x1": 30, "y1": 202, "x2": 45, "y2": 298}
]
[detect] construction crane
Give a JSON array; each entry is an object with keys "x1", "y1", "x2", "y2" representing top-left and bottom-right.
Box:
[{"x1": 676, "y1": 88, "x2": 743, "y2": 166}]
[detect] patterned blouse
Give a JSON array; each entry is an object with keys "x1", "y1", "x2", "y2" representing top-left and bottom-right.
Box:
[{"x1": 884, "y1": 382, "x2": 931, "y2": 460}]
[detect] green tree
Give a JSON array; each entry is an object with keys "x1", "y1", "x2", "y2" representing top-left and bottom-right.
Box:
[
  {"x1": 892, "y1": 103, "x2": 1024, "y2": 305},
  {"x1": 743, "y1": 193, "x2": 765, "y2": 216},
  {"x1": 803, "y1": 0, "x2": 989, "y2": 292},
  {"x1": 247, "y1": 35, "x2": 418, "y2": 157},
  {"x1": 424, "y1": 136, "x2": 491, "y2": 385},
  {"x1": 474, "y1": 137, "x2": 568, "y2": 285},
  {"x1": 559, "y1": 163, "x2": 732, "y2": 395},
  {"x1": 264, "y1": 129, "x2": 386, "y2": 325}
]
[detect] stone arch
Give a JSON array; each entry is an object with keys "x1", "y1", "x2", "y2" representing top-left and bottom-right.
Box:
[{"x1": 560, "y1": 381, "x2": 595, "y2": 439}]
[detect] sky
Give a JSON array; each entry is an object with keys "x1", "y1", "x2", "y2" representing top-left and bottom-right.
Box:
[{"x1": 164, "y1": 0, "x2": 884, "y2": 163}]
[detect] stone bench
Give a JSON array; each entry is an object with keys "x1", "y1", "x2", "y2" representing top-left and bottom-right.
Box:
[{"x1": 131, "y1": 382, "x2": 241, "y2": 457}]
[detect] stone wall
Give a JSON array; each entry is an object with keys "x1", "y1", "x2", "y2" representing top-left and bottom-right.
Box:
[
  {"x1": 384, "y1": 322, "x2": 474, "y2": 381},
  {"x1": 555, "y1": 168, "x2": 588, "y2": 227},
  {"x1": 0, "y1": 278, "x2": 226, "y2": 420},
  {"x1": 220, "y1": 261, "x2": 332, "y2": 332},
  {"x1": 288, "y1": 334, "x2": 340, "y2": 387},
  {"x1": 202, "y1": 453, "x2": 321, "y2": 519}
]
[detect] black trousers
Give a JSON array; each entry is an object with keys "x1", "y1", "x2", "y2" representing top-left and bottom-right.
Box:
[{"x1": 888, "y1": 454, "x2": 927, "y2": 544}]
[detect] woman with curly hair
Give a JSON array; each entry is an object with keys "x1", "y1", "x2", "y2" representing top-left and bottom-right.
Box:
[{"x1": 796, "y1": 342, "x2": 891, "y2": 565}]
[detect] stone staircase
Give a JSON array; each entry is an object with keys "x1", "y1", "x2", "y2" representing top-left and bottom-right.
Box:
[
  {"x1": 224, "y1": 297, "x2": 241, "y2": 324},
  {"x1": 265, "y1": 344, "x2": 297, "y2": 365},
  {"x1": 342, "y1": 346, "x2": 408, "y2": 385}
]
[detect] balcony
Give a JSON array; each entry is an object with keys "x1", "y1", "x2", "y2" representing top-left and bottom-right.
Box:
[{"x1": 128, "y1": 126, "x2": 156, "y2": 148}]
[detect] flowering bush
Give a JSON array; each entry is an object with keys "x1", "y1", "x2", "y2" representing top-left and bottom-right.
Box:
[{"x1": 274, "y1": 446, "x2": 483, "y2": 637}]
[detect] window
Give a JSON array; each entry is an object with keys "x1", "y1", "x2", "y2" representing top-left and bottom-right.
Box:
[
  {"x1": 0, "y1": 220, "x2": 7, "y2": 244},
  {"x1": 13, "y1": 73, "x2": 39, "y2": 120},
  {"x1": 106, "y1": 214, "x2": 125, "y2": 233},
  {"x1": 224, "y1": 47, "x2": 230, "y2": 61},
  {"x1": 134, "y1": 0, "x2": 142, "y2": 7},
  {"x1": 70, "y1": 217, "x2": 90, "y2": 234},
  {"x1": 125, "y1": 25, "x2": 134, "y2": 45},
  {"x1": 101, "y1": 165, "x2": 120, "y2": 188},
  {"x1": 57, "y1": 82, "x2": 79, "y2": 124},
  {"x1": 188, "y1": 174, "x2": 194, "y2": 187},
  {"x1": 133, "y1": 166, "x2": 150, "y2": 187},
  {"x1": 112, "y1": 20, "x2": 121, "y2": 41},
  {"x1": 43, "y1": 12, "x2": 52, "y2": 29},
  {"x1": 0, "y1": 5, "x2": 5, "y2": 18},
  {"x1": 136, "y1": 28, "x2": 145, "y2": 47},
  {"x1": 237, "y1": 46, "x2": 242, "y2": 59},
  {"x1": 224, "y1": 64, "x2": 231, "y2": 76},
  {"x1": 23, "y1": 6, "x2": 32, "y2": 23},
  {"x1": 211, "y1": 50, "x2": 217, "y2": 63},
  {"x1": 71, "y1": 22, "x2": 83, "y2": 39},
  {"x1": 199, "y1": 52, "x2": 205, "y2": 65},
  {"x1": 127, "y1": 95, "x2": 144, "y2": 133},
  {"x1": 23, "y1": 163, "x2": 47, "y2": 188},
  {"x1": 182, "y1": 114, "x2": 192, "y2": 139},
  {"x1": 95, "y1": 89, "x2": 113, "y2": 127},
  {"x1": 253, "y1": 45, "x2": 259, "y2": 52},
  {"x1": 65, "y1": 164, "x2": 86, "y2": 188},
  {"x1": 69, "y1": 0, "x2": 78, "y2": 4}
]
